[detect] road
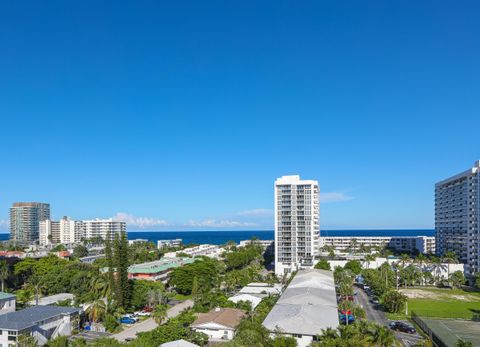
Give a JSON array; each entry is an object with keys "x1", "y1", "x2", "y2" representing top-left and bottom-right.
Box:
[
  {"x1": 113, "y1": 299, "x2": 193, "y2": 342},
  {"x1": 355, "y1": 287, "x2": 422, "y2": 347}
]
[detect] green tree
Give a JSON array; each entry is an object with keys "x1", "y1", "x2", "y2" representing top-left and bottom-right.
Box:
[
  {"x1": 449, "y1": 271, "x2": 465, "y2": 289},
  {"x1": 455, "y1": 340, "x2": 474, "y2": 347},
  {"x1": 46, "y1": 335, "x2": 68, "y2": 347},
  {"x1": 442, "y1": 251, "x2": 458, "y2": 286},
  {"x1": 382, "y1": 290, "x2": 407, "y2": 314},
  {"x1": 344, "y1": 260, "x2": 362, "y2": 275},
  {"x1": 153, "y1": 303, "x2": 168, "y2": 324},
  {"x1": 86, "y1": 299, "x2": 106, "y2": 322},
  {"x1": 0, "y1": 260, "x2": 9, "y2": 292},
  {"x1": 73, "y1": 245, "x2": 89, "y2": 258},
  {"x1": 315, "y1": 259, "x2": 331, "y2": 271}
]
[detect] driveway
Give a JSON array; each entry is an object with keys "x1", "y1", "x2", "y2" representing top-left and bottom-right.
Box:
[{"x1": 113, "y1": 299, "x2": 193, "y2": 342}]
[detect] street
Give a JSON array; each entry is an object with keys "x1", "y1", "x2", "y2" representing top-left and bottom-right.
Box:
[
  {"x1": 355, "y1": 287, "x2": 422, "y2": 347},
  {"x1": 113, "y1": 299, "x2": 193, "y2": 342}
]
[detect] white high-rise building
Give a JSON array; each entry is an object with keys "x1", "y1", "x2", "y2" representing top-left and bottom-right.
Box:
[
  {"x1": 274, "y1": 175, "x2": 320, "y2": 276},
  {"x1": 436, "y1": 161, "x2": 480, "y2": 279},
  {"x1": 10, "y1": 202, "x2": 50, "y2": 243},
  {"x1": 39, "y1": 218, "x2": 126, "y2": 245}
]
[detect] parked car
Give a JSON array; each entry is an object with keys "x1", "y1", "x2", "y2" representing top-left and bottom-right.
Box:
[
  {"x1": 389, "y1": 321, "x2": 416, "y2": 334},
  {"x1": 135, "y1": 311, "x2": 151, "y2": 317},
  {"x1": 143, "y1": 306, "x2": 154, "y2": 312},
  {"x1": 339, "y1": 314, "x2": 355, "y2": 324},
  {"x1": 370, "y1": 298, "x2": 379, "y2": 305},
  {"x1": 120, "y1": 317, "x2": 137, "y2": 324}
]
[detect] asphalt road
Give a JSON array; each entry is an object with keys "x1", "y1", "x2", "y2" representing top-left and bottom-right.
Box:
[
  {"x1": 113, "y1": 299, "x2": 193, "y2": 342},
  {"x1": 355, "y1": 287, "x2": 422, "y2": 347}
]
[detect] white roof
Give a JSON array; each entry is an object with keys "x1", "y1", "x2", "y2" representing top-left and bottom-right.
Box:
[
  {"x1": 28, "y1": 293, "x2": 75, "y2": 306},
  {"x1": 262, "y1": 269, "x2": 339, "y2": 336},
  {"x1": 239, "y1": 284, "x2": 282, "y2": 295},
  {"x1": 160, "y1": 340, "x2": 199, "y2": 347},
  {"x1": 228, "y1": 294, "x2": 263, "y2": 309}
]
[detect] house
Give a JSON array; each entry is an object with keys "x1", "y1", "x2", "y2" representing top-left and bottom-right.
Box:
[
  {"x1": 0, "y1": 305, "x2": 80, "y2": 346},
  {"x1": 128, "y1": 257, "x2": 195, "y2": 283},
  {"x1": 28, "y1": 293, "x2": 75, "y2": 306},
  {"x1": 0, "y1": 292, "x2": 16, "y2": 315},
  {"x1": 262, "y1": 269, "x2": 339, "y2": 347},
  {"x1": 157, "y1": 239, "x2": 183, "y2": 249},
  {"x1": 191, "y1": 307, "x2": 246, "y2": 341},
  {"x1": 228, "y1": 293, "x2": 262, "y2": 309},
  {"x1": 238, "y1": 283, "x2": 282, "y2": 297},
  {"x1": 160, "y1": 339, "x2": 199, "y2": 347}
]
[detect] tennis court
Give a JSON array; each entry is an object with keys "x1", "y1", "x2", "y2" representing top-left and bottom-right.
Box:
[{"x1": 422, "y1": 318, "x2": 480, "y2": 347}]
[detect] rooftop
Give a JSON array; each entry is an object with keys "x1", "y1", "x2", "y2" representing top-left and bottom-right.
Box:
[
  {"x1": 0, "y1": 305, "x2": 80, "y2": 331},
  {"x1": 192, "y1": 308, "x2": 246, "y2": 329},
  {"x1": 28, "y1": 293, "x2": 74, "y2": 306},
  {"x1": 0, "y1": 292, "x2": 16, "y2": 300},
  {"x1": 128, "y1": 257, "x2": 195, "y2": 274},
  {"x1": 160, "y1": 339, "x2": 199, "y2": 347},
  {"x1": 262, "y1": 269, "x2": 339, "y2": 336}
]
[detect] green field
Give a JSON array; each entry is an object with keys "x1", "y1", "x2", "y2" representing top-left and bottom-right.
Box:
[{"x1": 386, "y1": 287, "x2": 480, "y2": 320}]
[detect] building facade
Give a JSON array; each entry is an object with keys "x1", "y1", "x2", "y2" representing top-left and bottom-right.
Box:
[
  {"x1": 320, "y1": 236, "x2": 435, "y2": 254},
  {"x1": 40, "y1": 218, "x2": 126, "y2": 245},
  {"x1": 435, "y1": 160, "x2": 480, "y2": 278},
  {"x1": 10, "y1": 202, "x2": 50, "y2": 243},
  {"x1": 274, "y1": 175, "x2": 320, "y2": 276}
]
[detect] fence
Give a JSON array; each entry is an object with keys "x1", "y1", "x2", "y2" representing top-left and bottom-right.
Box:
[{"x1": 410, "y1": 311, "x2": 448, "y2": 347}]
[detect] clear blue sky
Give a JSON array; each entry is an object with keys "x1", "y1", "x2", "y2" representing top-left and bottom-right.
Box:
[{"x1": 1, "y1": 1, "x2": 479, "y2": 231}]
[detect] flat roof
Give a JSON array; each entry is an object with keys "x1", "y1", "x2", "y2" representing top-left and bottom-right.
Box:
[
  {"x1": 262, "y1": 269, "x2": 339, "y2": 336},
  {"x1": 28, "y1": 293, "x2": 74, "y2": 306},
  {"x1": 128, "y1": 257, "x2": 195, "y2": 274},
  {"x1": 0, "y1": 305, "x2": 80, "y2": 331},
  {"x1": 0, "y1": 292, "x2": 15, "y2": 300}
]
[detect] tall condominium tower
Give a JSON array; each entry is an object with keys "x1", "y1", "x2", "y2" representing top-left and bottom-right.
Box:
[
  {"x1": 39, "y1": 216, "x2": 78, "y2": 245},
  {"x1": 274, "y1": 175, "x2": 320, "y2": 276},
  {"x1": 10, "y1": 202, "x2": 50, "y2": 243},
  {"x1": 435, "y1": 161, "x2": 480, "y2": 279}
]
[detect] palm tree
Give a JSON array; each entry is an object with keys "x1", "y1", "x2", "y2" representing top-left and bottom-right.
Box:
[
  {"x1": 430, "y1": 256, "x2": 447, "y2": 285},
  {"x1": 414, "y1": 253, "x2": 428, "y2": 286},
  {"x1": 91, "y1": 274, "x2": 112, "y2": 299},
  {"x1": 442, "y1": 251, "x2": 458, "y2": 287},
  {"x1": 153, "y1": 304, "x2": 168, "y2": 324},
  {"x1": 371, "y1": 325, "x2": 397, "y2": 347},
  {"x1": 0, "y1": 261, "x2": 9, "y2": 292},
  {"x1": 364, "y1": 254, "x2": 376, "y2": 270},
  {"x1": 86, "y1": 299, "x2": 106, "y2": 322},
  {"x1": 455, "y1": 339, "x2": 474, "y2": 347}
]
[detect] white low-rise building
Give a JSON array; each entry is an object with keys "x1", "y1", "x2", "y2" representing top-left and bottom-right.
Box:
[
  {"x1": 0, "y1": 306, "x2": 80, "y2": 346},
  {"x1": 164, "y1": 244, "x2": 224, "y2": 258},
  {"x1": 191, "y1": 307, "x2": 246, "y2": 341},
  {"x1": 0, "y1": 292, "x2": 15, "y2": 315},
  {"x1": 239, "y1": 283, "x2": 283, "y2": 297},
  {"x1": 28, "y1": 293, "x2": 75, "y2": 306},
  {"x1": 160, "y1": 340, "x2": 199, "y2": 347},
  {"x1": 157, "y1": 239, "x2": 183, "y2": 249},
  {"x1": 263, "y1": 269, "x2": 339, "y2": 347},
  {"x1": 228, "y1": 293, "x2": 263, "y2": 309},
  {"x1": 320, "y1": 236, "x2": 435, "y2": 254}
]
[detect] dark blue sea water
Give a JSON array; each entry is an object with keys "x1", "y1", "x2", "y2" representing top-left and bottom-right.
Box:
[{"x1": 0, "y1": 229, "x2": 435, "y2": 245}]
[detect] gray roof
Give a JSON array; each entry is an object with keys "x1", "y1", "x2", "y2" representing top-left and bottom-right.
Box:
[
  {"x1": 28, "y1": 293, "x2": 74, "y2": 306},
  {"x1": 0, "y1": 292, "x2": 16, "y2": 300},
  {"x1": 0, "y1": 305, "x2": 80, "y2": 331},
  {"x1": 160, "y1": 340, "x2": 199, "y2": 347},
  {"x1": 262, "y1": 269, "x2": 339, "y2": 336}
]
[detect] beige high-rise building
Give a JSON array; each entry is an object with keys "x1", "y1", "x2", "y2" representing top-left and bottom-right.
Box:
[{"x1": 10, "y1": 202, "x2": 50, "y2": 243}]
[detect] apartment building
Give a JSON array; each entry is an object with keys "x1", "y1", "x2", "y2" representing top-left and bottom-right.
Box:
[
  {"x1": 320, "y1": 236, "x2": 435, "y2": 254},
  {"x1": 157, "y1": 239, "x2": 183, "y2": 249},
  {"x1": 274, "y1": 175, "x2": 320, "y2": 276},
  {"x1": 164, "y1": 244, "x2": 224, "y2": 258},
  {"x1": 40, "y1": 218, "x2": 126, "y2": 245},
  {"x1": 10, "y1": 202, "x2": 50, "y2": 243},
  {"x1": 436, "y1": 160, "x2": 480, "y2": 278}
]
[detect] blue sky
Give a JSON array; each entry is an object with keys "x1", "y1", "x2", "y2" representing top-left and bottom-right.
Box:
[{"x1": 1, "y1": 1, "x2": 479, "y2": 231}]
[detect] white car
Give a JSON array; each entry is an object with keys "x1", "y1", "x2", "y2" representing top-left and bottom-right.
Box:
[{"x1": 134, "y1": 311, "x2": 151, "y2": 317}]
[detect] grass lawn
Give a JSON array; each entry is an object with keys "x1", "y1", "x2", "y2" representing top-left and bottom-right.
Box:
[
  {"x1": 386, "y1": 287, "x2": 480, "y2": 320},
  {"x1": 173, "y1": 293, "x2": 192, "y2": 301}
]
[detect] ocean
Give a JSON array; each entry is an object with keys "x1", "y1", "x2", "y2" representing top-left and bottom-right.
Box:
[{"x1": 0, "y1": 229, "x2": 435, "y2": 245}]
